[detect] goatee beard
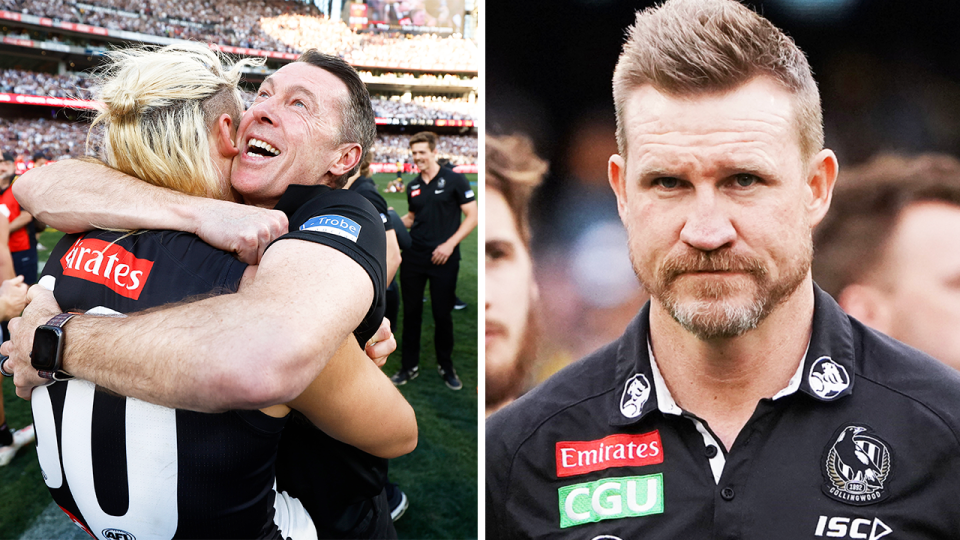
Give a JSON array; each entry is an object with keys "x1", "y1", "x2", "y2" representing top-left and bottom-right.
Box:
[{"x1": 635, "y1": 246, "x2": 811, "y2": 340}]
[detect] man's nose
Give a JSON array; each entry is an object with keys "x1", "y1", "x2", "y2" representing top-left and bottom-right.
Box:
[
  {"x1": 679, "y1": 190, "x2": 736, "y2": 252},
  {"x1": 249, "y1": 99, "x2": 275, "y2": 125}
]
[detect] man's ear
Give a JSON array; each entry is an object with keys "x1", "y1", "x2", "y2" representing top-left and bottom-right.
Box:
[
  {"x1": 608, "y1": 154, "x2": 629, "y2": 221},
  {"x1": 328, "y1": 143, "x2": 363, "y2": 178},
  {"x1": 215, "y1": 114, "x2": 239, "y2": 159},
  {"x1": 806, "y1": 149, "x2": 839, "y2": 228},
  {"x1": 837, "y1": 283, "x2": 893, "y2": 334}
]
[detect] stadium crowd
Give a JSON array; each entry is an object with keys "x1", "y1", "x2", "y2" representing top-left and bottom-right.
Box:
[
  {"x1": 0, "y1": 0, "x2": 477, "y2": 70},
  {"x1": 0, "y1": 117, "x2": 477, "y2": 166},
  {"x1": 0, "y1": 69, "x2": 95, "y2": 100},
  {"x1": 0, "y1": 70, "x2": 476, "y2": 121},
  {"x1": 371, "y1": 96, "x2": 475, "y2": 121},
  {"x1": 0, "y1": 117, "x2": 90, "y2": 160}
]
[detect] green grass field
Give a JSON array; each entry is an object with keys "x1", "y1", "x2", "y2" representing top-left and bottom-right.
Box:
[{"x1": 0, "y1": 172, "x2": 479, "y2": 538}]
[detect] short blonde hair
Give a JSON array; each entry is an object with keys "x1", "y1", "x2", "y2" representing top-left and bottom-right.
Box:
[
  {"x1": 90, "y1": 43, "x2": 262, "y2": 198},
  {"x1": 613, "y1": 0, "x2": 822, "y2": 160}
]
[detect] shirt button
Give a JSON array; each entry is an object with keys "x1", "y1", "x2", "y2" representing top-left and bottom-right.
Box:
[
  {"x1": 720, "y1": 487, "x2": 735, "y2": 501},
  {"x1": 705, "y1": 445, "x2": 718, "y2": 458}
]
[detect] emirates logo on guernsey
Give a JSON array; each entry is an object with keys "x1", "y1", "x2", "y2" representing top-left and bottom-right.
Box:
[
  {"x1": 556, "y1": 431, "x2": 663, "y2": 478},
  {"x1": 60, "y1": 237, "x2": 154, "y2": 300}
]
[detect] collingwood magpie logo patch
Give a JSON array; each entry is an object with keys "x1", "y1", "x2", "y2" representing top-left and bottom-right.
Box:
[
  {"x1": 438, "y1": 178, "x2": 446, "y2": 189},
  {"x1": 808, "y1": 356, "x2": 850, "y2": 400},
  {"x1": 822, "y1": 424, "x2": 892, "y2": 506},
  {"x1": 619, "y1": 374, "x2": 650, "y2": 419}
]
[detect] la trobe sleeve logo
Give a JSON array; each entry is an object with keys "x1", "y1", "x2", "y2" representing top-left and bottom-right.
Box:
[
  {"x1": 60, "y1": 238, "x2": 154, "y2": 300},
  {"x1": 821, "y1": 424, "x2": 892, "y2": 506},
  {"x1": 300, "y1": 214, "x2": 362, "y2": 243}
]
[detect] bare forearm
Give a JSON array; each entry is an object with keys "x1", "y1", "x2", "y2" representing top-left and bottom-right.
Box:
[
  {"x1": 61, "y1": 243, "x2": 372, "y2": 412},
  {"x1": 8, "y1": 211, "x2": 31, "y2": 232},
  {"x1": 289, "y1": 336, "x2": 417, "y2": 458},
  {"x1": 13, "y1": 159, "x2": 205, "y2": 234},
  {"x1": 400, "y1": 212, "x2": 414, "y2": 229}
]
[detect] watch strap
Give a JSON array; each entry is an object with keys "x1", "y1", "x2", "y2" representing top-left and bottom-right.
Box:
[
  {"x1": 36, "y1": 312, "x2": 78, "y2": 381},
  {"x1": 45, "y1": 312, "x2": 77, "y2": 328}
]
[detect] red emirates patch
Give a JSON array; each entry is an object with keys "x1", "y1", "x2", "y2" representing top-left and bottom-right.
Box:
[
  {"x1": 556, "y1": 431, "x2": 663, "y2": 478},
  {"x1": 411, "y1": 188, "x2": 421, "y2": 197},
  {"x1": 60, "y1": 237, "x2": 154, "y2": 300}
]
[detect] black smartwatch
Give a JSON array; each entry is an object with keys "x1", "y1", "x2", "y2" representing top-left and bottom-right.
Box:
[{"x1": 31, "y1": 313, "x2": 77, "y2": 381}]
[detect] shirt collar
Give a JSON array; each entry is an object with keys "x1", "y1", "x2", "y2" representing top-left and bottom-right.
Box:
[
  {"x1": 273, "y1": 184, "x2": 333, "y2": 216},
  {"x1": 608, "y1": 284, "x2": 856, "y2": 426}
]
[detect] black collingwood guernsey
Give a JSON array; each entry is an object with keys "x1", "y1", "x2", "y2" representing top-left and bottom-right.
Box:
[{"x1": 31, "y1": 229, "x2": 303, "y2": 539}]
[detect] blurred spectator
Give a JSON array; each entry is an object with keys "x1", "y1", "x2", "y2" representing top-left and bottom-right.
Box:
[
  {"x1": 814, "y1": 152, "x2": 960, "y2": 371},
  {"x1": 485, "y1": 133, "x2": 545, "y2": 415}
]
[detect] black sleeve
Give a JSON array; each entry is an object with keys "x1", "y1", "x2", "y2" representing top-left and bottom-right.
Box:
[
  {"x1": 454, "y1": 172, "x2": 476, "y2": 205},
  {"x1": 268, "y1": 190, "x2": 387, "y2": 344},
  {"x1": 358, "y1": 182, "x2": 393, "y2": 232}
]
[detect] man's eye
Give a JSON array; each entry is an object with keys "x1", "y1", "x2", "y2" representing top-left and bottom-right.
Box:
[
  {"x1": 293, "y1": 100, "x2": 306, "y2": 108},
  {"x1": 734, "y1": 174, "x2": 759, "y2": 187},
  {"x1": 654, "y1": 177, "x2": 680, "y2": 189}
]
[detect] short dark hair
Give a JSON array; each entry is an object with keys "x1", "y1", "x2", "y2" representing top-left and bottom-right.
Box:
[
  {"x1": 296, "y1": 49, "x2": 376, "y2": 188},
  {"x1": 410, "y1": 131, "x2": 438, "y2": 152},
  {"x1": 814, "y1": 153, "x2": 960, "y2": 297}
]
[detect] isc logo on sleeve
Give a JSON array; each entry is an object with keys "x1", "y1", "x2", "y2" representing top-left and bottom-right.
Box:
[
  {"x1": 60, "y1": 238, "x2": 154, "y2": 300},
  {"x1": 300, "y1": 215, "x2": 362, "y2": 243}
]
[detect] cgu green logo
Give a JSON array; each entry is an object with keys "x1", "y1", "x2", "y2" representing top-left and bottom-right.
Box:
[{"x1": 558, "y1": 474, "x2": 664, "y2": 528}]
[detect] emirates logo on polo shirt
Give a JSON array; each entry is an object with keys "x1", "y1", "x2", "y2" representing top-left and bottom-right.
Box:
[
  {"x1": 556, "y1": 431, "x2": 663, "y2": 478},
  {"x1": 60, "y1": 238, "x2": 154, "y2": 300},
  {"x1": 411, "y1": 188, "x2": 421, "y2": 197}
]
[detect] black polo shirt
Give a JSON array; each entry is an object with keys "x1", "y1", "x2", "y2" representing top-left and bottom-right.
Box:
[
  {"x1": 405, "y1": 165, "x2": 475, "y2": 264},
  {"x1": 487, "y1": 286, "x2": 960, "y2": 539},
  {"x1": 348, "y1": 175, "x2": 394, "y2": 232},
  {"x1": 269, "y1": 184, "x2": 386, "y2": 344},
  {"x1": 271, "y1": 184, "x2": 392, "y2": 535}
]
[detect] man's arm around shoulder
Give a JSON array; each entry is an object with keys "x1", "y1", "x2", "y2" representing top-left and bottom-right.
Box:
[{"x1": 14, "y1": 159, "x2": 287, "y2": 264}]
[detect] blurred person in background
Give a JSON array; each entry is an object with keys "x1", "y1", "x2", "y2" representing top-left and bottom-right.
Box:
[
  {"x1": 391, "y1": 131, "x2": 477, "y2": 390},
  {"x1": 0, "y1": 151, "x2": 37, "y2": 286},
  {"x1": 485, "y1": 134, "x2": 545, "y2": 416},
  {"x1": 0, "y1": 151, "x2": 30, "y2": 468},
  {"x1": 814, "y1": 152, "x2": 960, "y2": 371}
]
